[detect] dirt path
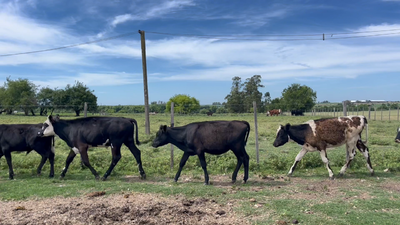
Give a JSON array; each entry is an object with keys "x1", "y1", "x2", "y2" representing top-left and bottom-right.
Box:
[{"x1": 0, "y1": 192, "x2": 249, "y2": 225}]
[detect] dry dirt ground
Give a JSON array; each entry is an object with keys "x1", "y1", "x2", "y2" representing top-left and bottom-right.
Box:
[
  {"x1": 0, "y1": 192, "x2": 248, "y2": 225},
  {"x1": 1, "y1": 175, "x2": 398, "y2": 225}
]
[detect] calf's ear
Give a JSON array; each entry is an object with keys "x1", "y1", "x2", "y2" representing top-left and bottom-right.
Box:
[
  {"x1": 285, "y1": 123, "x2": 291, "y2": 131},
  {"x1": 159, "y1": 125, "x2": 167, "y2": 132}
]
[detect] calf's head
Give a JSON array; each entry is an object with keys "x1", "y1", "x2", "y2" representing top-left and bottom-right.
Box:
[
  {"x1": 273, "y1": 124, "x2": 291, "y2": 147},
  {"x1": 396, "y1": 127, "x2": 400, "y2": 143},
  {"x1": 152, "y1": 125, "x2": 169, "y2": 148},
  {"x1": 38, "y1": 115, "x2": 58, "y2": 137}
]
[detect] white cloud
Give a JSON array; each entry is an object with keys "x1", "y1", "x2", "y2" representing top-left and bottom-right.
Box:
[
  {"x1": 110, "y1": 0, "x2": 195, "y2": 27},
  {"x1": 32, "y1": 72, "x2": 143, "y2": 89}
]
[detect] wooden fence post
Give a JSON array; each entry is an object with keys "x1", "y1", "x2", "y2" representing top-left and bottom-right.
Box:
[
  {"x1": 368, "y1": 105, "x2": 371, "y2": 120},
  {"x1": 389, "y1": 106, "x2": 391, "y2": 121},
  {"x1": 342, "y1": 101, "x2": 347, "y2": 116},
  {"x1": 139, "y1": 30, "x2": 150, "y2": 135},
  {"x1": 374, "y1": 106, "x2": 376, "y2": 120},
  {"x1": 170, "y1": 102, "x2": 174, "y2": 170},
  {"x1": 253, "y1": 101, "x2": 259, "y2": 164},
  {"x1": 381, "y1": 108, "x2": 383, "y2": 121},
  {"x1": 398, "y1": 105, "x2": 399, "y2": 121}
]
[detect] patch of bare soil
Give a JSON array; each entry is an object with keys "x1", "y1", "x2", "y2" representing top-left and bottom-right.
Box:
[{"x1": 0, "y1": 192, "x2": 249, "y2": 225}]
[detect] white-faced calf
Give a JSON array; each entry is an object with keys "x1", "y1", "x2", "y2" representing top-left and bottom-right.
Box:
[{"x1": 273, "y1": 116, "x2": 374, "y2": 179}]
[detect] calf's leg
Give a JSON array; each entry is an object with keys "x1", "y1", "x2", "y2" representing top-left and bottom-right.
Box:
[
  {"x1": 320, "y1": 149, "x2": 334, "y2": 179},
  {"x1": 102, "y1": 146, "x2": 122, "y2": 181},
  {"x1": 79, "y1": 148, "x2": 100, "y2": 180},
  {"x1": 126, "y1": 142, "x2": 146, "y2": 179},
  {"x1": 231, "y1": 153, "x2": 243, "y2": 183},
  {"x1": 198, "y1": 152, "x2": 210, "y2": 185},
  {"x1": 339, "y1": 143, "x2": 356, "y2": 176},
  {"x1": 174, "y1": 152, "x2": 190, "y2": 182},
  {"x1": 60, "y1": 150, "x2": 77, "y2": 179},
  {"x1": 48, "y1": 151, "x2": 55, "y2": 178},
  {"x1": 288, "y1": 148, "x2": 308, "y2": 176},
  {"x1": 243, "y1": 150, "x2": 250, "y2": 183},
  {"x1": 356, "y1": 140, "x2": 374, "y2": 175},
  {"x1": 4, "y1": 152, "x2": 14, "y2": 180},
  {"x1": 36, "y1": 155, "x2": 48, "y2": 176}
]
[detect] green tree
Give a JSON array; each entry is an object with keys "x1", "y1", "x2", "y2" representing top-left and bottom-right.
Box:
[
  {"x1": 225, "y1": 76, "x2": 245, "y2": 113},
  {"x1": 37, "y1": 87, "x2": 56, "y2": 116},
  {"x1": 1, "y1": 78, "x2": 38, "y2": 115},
  {"x1": 0, "y1": 86, "x2": 8, "y2": 114},
  {"x1": 281, "y1": 83, "x2": 316, "y2": 111},
  {"x1": 264, "y1": 92, "x2": 271, "y2": 111},
  {"x1": 64, "y1": 81, "x2": 98, "y2": 116},
  {"x1": 243, "y1": 75, "x2": 264, "y2": 112},
  {"x1": 166, "y1": 94, "x2": 200, "y2": 114},
  {"x1": 269, "y1": 97, "x2": 283, "y2": 111}
]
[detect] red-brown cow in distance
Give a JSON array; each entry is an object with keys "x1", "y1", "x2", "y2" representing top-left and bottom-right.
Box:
[{"x1": 267, "y1": 109, "x2": 281, "y2": 116}]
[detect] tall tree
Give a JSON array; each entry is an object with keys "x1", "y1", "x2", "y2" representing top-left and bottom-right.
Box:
[
  {"x1": 225, "y1": 76, "x2": 245, "y2": 113},
  {"x1": 281, "y1": 83, "x2": 317, "y2": 111},
  {"x1": 270, "y1": 97, "x2": 283, "y2": 110},
  {"x1": 64, "y1": 81, "x2": 97, "y2": 116},
  {"x1": 243, "y1": 75, "x2": 264, "y2": 112},
  {"x1": 166, "y1": 94, "x2": 200, "y2": 114},
  {"x1": 2, "y1": 78, "x2": 38, "y2": 115},
  {"x1": 264, "y1": 92, "x2": 271, "y2": 111},
  {"x1": 37, "y1": 87, "x2": 56, "y2": 116}
]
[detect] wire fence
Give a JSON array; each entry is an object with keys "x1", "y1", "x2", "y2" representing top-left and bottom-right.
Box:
[{"x1": 1, "y1": 102, "x2": 400, "y2": 121}]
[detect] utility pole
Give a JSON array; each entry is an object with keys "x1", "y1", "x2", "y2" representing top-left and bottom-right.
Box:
[{"x1": 138, "y1": 30, "x2": 150, "y2": 135}]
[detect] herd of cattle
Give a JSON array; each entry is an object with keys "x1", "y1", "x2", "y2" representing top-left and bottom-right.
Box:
[
  {"x1": 267, "y1": 109, "x2": 304, "y2": 116},
  {"x1": 0, "y1": 114, "x2": 396, "y2": 184}
]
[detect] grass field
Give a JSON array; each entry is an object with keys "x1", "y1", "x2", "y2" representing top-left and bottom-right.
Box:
[{"x1": 1, "y1": 113, "x2": 400, "y2": 224}]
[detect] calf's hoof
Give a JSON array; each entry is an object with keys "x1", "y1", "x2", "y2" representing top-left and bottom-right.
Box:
[
  {"x1": 338, "y1": 173, "x2": 344, "y2": 177},
  {"x1": 231, "y1": 179, "x2": 236, "y2": 184},
  {"x1": 370, "y1": 171, "x2": 375, "y2": 176},
  {"x1": 140, "y1": 173, "x2": 146, "y2": 180},
  {"x1": 329, "y1": 176, "x2": 335, "y2": 180},
  {"x1": 49, "y1": 174, "x2": 54, "y2": 178},
  {"x1": 101, "y1": 176, "x2": 107, "y2": 181},
  {"x1": 95, "y1": 176, "x2": 100, "y2": 181}
]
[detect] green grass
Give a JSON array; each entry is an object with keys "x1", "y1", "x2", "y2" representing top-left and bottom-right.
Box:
[{"x1": 1, "y1": 113, "x2": 400, "y2": 224}]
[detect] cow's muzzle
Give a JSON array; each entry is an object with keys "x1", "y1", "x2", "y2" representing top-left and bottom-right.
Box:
[{"x1": 395, "y1": 139, "x2": 400, "y2": 143}]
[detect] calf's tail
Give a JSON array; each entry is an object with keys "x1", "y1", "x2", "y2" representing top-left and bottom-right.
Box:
[
  {"x1": 243, "y1": 121, "x2": 251, "y2": 145},
  {"x1": 130, "y1": 119, "x2": 141, "y2": 145},
  {"x1": 363, "y1": 117, "x2": 368, "y2": 144}
]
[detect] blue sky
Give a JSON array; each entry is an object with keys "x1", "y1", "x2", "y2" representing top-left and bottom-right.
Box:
[{"x1": 1, "y1": 0, "x2": 400, "y2": 105}]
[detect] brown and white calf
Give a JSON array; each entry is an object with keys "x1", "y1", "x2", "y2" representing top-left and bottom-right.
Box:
[{"x1": 273, "y1": 116, "x2": 374, "y2": 179}]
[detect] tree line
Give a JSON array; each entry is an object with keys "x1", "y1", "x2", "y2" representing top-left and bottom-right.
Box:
[{"x1": 0, "y1": 78, "x2": 97, "y2": 116}]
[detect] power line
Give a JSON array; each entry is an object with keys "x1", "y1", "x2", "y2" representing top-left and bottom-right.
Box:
[
  {"x1": 0, "y1": 32, "x2": 137, "y2": 57},
  {"x1": 147, "y1": 28, "x2": 400, "y2": 37},
  {"x1": 0, "y1": 28, "x2": 399, "y2": 57}
]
